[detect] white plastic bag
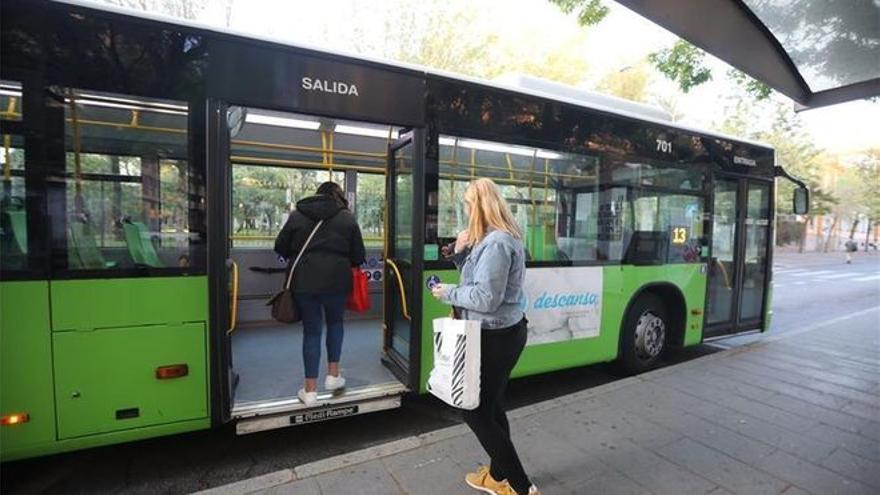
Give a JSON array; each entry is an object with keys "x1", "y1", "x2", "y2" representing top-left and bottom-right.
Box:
[{"x1": 427, "y1": 317, "x2": 481, "y2": 410}]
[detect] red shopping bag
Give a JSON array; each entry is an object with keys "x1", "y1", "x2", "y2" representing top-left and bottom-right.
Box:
[{"x1": 346, "y1": 268, "x2": 370, "y2": 312}]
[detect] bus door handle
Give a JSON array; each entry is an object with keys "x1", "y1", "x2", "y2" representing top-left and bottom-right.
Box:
[
  {"x1": 227, "y1": 260, "x2": 239, "y2": 334},
  {"x1": 385, "y1": 259, "x2": 411, "y2": 321}
]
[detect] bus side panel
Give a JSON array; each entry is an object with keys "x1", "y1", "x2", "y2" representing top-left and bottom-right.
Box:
[
  {"x1": 2, "y1": 418, "x2": 210, "y2": 462},
  {"x1": 0, "y1": 281, "x2": 56, "y2": 461},
  {"x1": 615, "y1": 264, "x2": 707, "y2": 347},
  {"x1": 418, "y1": 263, "x2": 707, "y2": 392},
  {"x1": 420, "y1": 267, "x2": 620, "y2": 385},
  {"x1": 0, "y1": 276, "x2": 214, "y2": 460},
  {"x1": 50, "y1": 277, "x2": 209, "y2": 332}
]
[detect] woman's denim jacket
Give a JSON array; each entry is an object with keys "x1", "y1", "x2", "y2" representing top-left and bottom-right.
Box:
[{"x1": 440, "y1": 230, "x2": 525, "y2": 329}]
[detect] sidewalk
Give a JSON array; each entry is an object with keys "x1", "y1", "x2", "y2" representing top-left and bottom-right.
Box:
[
  {"x1": 199, "y1": 308, "x2": 880, "y2": 495},
  {"x1": 774, "y1": 249, "x2": 880, "y2": 268}
]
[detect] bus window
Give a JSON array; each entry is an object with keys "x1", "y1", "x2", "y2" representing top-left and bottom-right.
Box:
[
  {"x1": 437, "y1": 136, "x2": 599, "y2": 263},
  {"x1": 356, "y1": 173, "x2": 385, "y2": 250},
  {"x1": 0, "y1": 133, "x2": 26, "y2": 272},
  {"x1": 629, "y1": 191, "x2": 705, "y2": 263},
  {"x1": 0, "y1": 80, "x2": 21, "y2": 122},
  {"x1": 740, "y1": 182, "x2": 771, "y2": 321},
  {"x1": 231, "y1": 165, "x2": 344, "y2": 248},
  {"x1": 61, "y1": 89, "x2": 204, "y2": 274}
]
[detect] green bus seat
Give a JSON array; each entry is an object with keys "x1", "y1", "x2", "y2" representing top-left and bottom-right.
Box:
[
  {"x1": 122, "y1": 220, "x2": 164, "y2": 268},
  {"x1": 68, "y1": 218, "x2": 116, "y2": 269},
  {"x1": 6, "y1": 208, "x2": 27, "y2": 254}
]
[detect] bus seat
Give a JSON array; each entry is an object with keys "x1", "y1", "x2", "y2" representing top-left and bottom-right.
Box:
[
  {"x1": 0, "y1": 196, "x2": 27, "y2": 255},
  {"x1": 68, "y1": 217, "x2": 116, "y2": 269},
  {"x1": 6, "y1": 209, "x2": 27, "y2": 254},
  {"x1": 122, "y1": 220, "x2": 164, "y2": 267},
  {"x1": 557, "y1": 237, "x2": 594, "y2": 261}
]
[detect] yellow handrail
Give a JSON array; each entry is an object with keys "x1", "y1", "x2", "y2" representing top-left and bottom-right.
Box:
[
  {"x1": 227, "y1": 260, "x2": 240, "y2": 334},
  {"x1": 385, "y1": 258, "x2": 411, "y2": 321}
]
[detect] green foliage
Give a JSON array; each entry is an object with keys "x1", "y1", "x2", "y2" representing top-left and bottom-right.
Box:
[
  {"x1": 855, "y1": 148, "x2": 880, "y2": 222},
  {"x1": 549, "y1": 0, "x2": 609, "y2": 26},
  {"x1": 719, "y1": 99, "x2": 837, "y2": 221},
  {"x1": 727, "y1": 68, "x2": 773, "y2": 100},
  {"x1": 647, "y1": 40, "x2": 712, "y2": 93},
  {"x1": 597, "y1": 63, "x2": 650, "y2": 102}
]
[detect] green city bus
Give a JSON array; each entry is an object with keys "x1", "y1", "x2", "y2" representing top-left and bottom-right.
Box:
[{"x1": 0, "y1": 0, "x2": 808, "y2": 461}]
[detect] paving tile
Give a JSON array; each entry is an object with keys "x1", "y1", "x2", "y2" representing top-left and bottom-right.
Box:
[
  {"x1": 821, "y1": 447, "x2": 880, "y2": 490},
  {"x1": 313, "y1": 459, "x2": 405, "y2": 495},
  {"x1": 758, "y1": 450, "x2": 873, "y2": 495},
  {"x1": 380, "y1": 441, "x2": 475, "y2": 495},
  {"x1": 753, "y1": 350, "x2": 878, "y2": 382},
  {"x1": 597, "y1": 439, "x2": 719, "y2": 495},
  {"x1": 514, "y1": 421, "x2": 608, "y2": 488},
  {"x1": 709, "y1": 363, "x2": 852, "y2": 411},
  {"x1": 649, "y1": 373, "x2": 821, "y2": 434},
  {"x1": 560, "y1": 468, "x2": 652, "y2": 495},
  {"x1": 703, "y1": 404, "x2": 837, "y2": 463},
  {"x1": 657, "y1": 437, "x2": 789, "y2": 495},
  {"x1": 733, "y1": 353, "x2": 877, "y2": 392},
  {"x1": 803, "y1": 423, "x2": 880, "y2": 463}
]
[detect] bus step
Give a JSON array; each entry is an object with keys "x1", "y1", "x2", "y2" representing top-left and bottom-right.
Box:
[{"x1": 235, "y1": 395, "x2": 402, "y2": 434}]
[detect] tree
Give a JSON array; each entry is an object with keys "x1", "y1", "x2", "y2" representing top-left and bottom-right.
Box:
[
  {"x1": 551, "y1": 1, "x2": 773, "y2": 100},
  {"x1": 855, "y1": 148, "x2": 880, "y2": 250},
  {"x1": 647, "y1": 41, "x2": 712, "y2": 93},
  {"x1": 548, "y1": 0, "x2": 609, "y2": 27},
  {"x1": 596, "y1": 63, "x2": 650, "y2": 102},
  {"x1": 719, "y1": 98, "x2": 838, "y2": 251}
]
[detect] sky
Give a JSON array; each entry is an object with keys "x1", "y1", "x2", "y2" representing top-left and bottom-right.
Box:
[{"x1": 97, "y1": 0, "x2": 879, "y2": 155}]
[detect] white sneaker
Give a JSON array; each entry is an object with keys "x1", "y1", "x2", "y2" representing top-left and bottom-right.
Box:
[
  {"x1": 297, "y1": 388, "x2": 317, "y2": 407},
  {"x1": 325, "y1": 374, "x2": 346, "y2": 391},
  {"x1": 528, "y1": 485, "x2": 541, "y2": 495}
]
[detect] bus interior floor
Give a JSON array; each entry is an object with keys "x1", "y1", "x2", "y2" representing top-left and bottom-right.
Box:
[{"x1": 230, "y1": 318, "x2": 399, "y2": 404}]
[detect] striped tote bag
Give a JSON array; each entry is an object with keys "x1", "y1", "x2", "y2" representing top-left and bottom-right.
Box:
[{"x1": 427, "y1": 317, "x2": 481, "y2": 410}]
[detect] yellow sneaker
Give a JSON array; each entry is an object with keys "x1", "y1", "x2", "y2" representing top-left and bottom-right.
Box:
[{"x1": 464, "y1": 466, "x2": 510, "y2": 494}]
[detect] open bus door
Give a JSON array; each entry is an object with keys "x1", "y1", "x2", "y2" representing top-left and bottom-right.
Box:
[{"x1": 383, "y1": 131, "x2": 424, "y2": 387}]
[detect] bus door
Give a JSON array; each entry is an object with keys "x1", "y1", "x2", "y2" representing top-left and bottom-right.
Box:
[
  {"x1": 383, "y1": 132, "x2": 423, "y2": 385},
  {"x1": 704, "y1": 177, "x2": 772, "y2": 337}
]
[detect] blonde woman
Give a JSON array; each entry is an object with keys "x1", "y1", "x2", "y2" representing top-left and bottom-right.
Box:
[{"x1": 432, "y1": 178, "x2": 539, "y2": 495}]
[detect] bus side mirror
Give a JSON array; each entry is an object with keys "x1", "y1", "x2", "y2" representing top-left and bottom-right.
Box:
[{"x1": 793, "y1": 187, "x2": 809, "y2": 215}]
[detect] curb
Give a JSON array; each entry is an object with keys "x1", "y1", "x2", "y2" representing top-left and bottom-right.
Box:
[{"x1": 191, "y1": 469, "x2": 295, "y2": 495}]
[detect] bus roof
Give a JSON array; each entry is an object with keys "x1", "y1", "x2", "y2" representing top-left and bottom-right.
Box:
[{"x1": 52, "y1": 0, "x2": 774, "y2": 152}]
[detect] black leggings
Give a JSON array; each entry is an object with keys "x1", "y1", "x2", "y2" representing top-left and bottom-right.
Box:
[{"x1": 462, "y1": 318, "x2": 531, "y2": 494}]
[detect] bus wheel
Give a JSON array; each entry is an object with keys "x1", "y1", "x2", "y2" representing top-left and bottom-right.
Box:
[{"x1": 619, "y1": 293, "x2": 668, "y2": 375}]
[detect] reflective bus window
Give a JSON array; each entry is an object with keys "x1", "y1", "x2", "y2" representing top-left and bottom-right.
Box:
[
  {"x1": 740, "y1": 182, "x2": 771, "y2": 320},
  {"x1": 1, "y1": 133, "x2": 26, "y2": 271},
  {"x1": 437, "y1": 136, "x2": 598, "y2": 262},
  {"x1": 435, "y1": 136, "x2": 707, "y2": 265},
  {"x1": 62, "y1": 89, "x2": 204, "y2": 273},
  {"x1": 628, "y1": 192, "x2": 704, "y2": 263}
]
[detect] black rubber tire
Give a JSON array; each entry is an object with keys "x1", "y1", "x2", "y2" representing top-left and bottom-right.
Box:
[{"x1": 617, "y1": 293, "x2": 669, "y2": 375}]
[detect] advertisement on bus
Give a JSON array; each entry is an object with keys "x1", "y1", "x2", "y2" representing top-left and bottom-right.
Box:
[{"x1": 521, "y1": 266, "x2": 603, "y2": 345}]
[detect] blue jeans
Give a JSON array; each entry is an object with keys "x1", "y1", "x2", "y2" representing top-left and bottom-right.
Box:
[{"x1": 294, "y1": 292, "x2": 347, "y2": 379}]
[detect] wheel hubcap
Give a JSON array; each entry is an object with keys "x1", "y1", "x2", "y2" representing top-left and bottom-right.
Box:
[{"x1": 634, "y1": 311, "x2": 665, "y2": 360}]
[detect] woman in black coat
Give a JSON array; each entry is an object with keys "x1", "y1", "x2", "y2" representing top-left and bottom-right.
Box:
[{"x1": 274, "y1": 182, "x2": 366, "y2": 406}]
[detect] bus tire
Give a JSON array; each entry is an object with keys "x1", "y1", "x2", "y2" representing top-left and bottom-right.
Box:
[{"x1": 618, "y1": 293, "x2": 668, "y2": 375}]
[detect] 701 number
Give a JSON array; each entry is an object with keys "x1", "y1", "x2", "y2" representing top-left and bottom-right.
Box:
[{"x1": 656, "y1": 139, "x2": 673, "y2": 154}]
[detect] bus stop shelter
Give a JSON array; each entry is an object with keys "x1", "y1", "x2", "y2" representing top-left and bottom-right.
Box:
[{"x1": 616, "y1": 0, "x2": 880, "y2": 110}]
